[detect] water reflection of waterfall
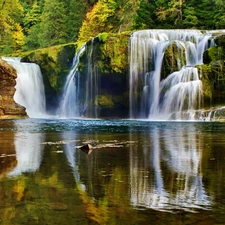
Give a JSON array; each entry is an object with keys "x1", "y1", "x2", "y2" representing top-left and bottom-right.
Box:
[
  {"x1": 8, "y1": 132, "x2": 45, "y2": 176},
  {"x1": 62, "y1": 132, "x2": 86, "y2": 191},
  {"x1": 2, "y1": 57, "x2": 46, "y2": 118},
  {"x1": 129, "y1": 30, "x2": 214, "y2": 120},
  {"x1": 130, "y1": 125, "x2": 212, "y2": 212}
]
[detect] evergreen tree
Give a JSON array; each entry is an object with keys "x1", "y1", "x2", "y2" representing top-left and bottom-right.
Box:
[
  {"x1": 182, "y1": 6, "x2": 198, "y2": 28},
  {"x1": 38, "y1": 0, "x2": 68, "y2": 48},
  {"x1": 1, "y1": 0, "x2": 225, "y2": 54},
  {"x1": 23, "y1": 1, "x2": 42, "y2": 35},
  {"x1": 155, "y1": 0, "x2": 186, "y2": 28},
  {"x1": 214, "y1": 0, "x2": 225, "y2": 28},
  {"x1": 186, "y1": 0, "x2": 216, "y2": 29},
  {"x1": 133, "y1": 0, "x2": 157, "y2": 29},
  {"x1": 65, "y1": 0, "x2": 87, "y2": 43},
  {"x1": 22, "y1": 1, "x2": 42, "y2": 50}
]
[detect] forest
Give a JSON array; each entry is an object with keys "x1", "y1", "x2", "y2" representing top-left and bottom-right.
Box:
[{"x1": 0, "y1": 0, "x2": 225, "y2": 55}]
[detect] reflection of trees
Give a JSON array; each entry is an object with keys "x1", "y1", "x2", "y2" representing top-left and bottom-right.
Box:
[
  {"x1": 62, "y1": 133, "x2": 109, "y2": 224},
  {"x1": 63, "y1": 132, "x2": 131, "y2": 224},
  {"x1": 0, "y1": 130, "x2": 89, "y2": 225},
  {"x1": 130, "y1": 126, "x2": 212, "y2": 212}
]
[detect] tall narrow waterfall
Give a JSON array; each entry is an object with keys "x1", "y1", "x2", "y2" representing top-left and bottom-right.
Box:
[
  {"x1": 58, "y1": 39, "x2": 99, "y2": 118},
  {"x1": 129, "y1": 30, "x2": 213, "y2": 120},
  {"x1": 58, "y1": 46, "x2": 85, "y2": 118},
  {"x1": 2, "y1": 57, "x2": 46, "y2": 118}
]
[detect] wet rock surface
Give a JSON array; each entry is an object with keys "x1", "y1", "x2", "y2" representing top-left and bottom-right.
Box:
[{"x1": 0, "y1": 59, "x2": 27, "y2": 119}]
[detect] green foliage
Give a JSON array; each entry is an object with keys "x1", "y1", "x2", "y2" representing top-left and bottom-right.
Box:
[
  {"x1": 64, "y1": 0, "x2": 86, "y2": 43},
  {"x1": 38, "y1": 0, "x2": 68, "y2": 48},
  {"x1": 133, "y1": 0, "x2": 157, "y2": 29},
  {"x1": 0, "y1": 0, "x2": 24, "y2": 54},
  {"x1": 1, "y1": 0, "x2": 225, "y2": 53},
  {"x1": 77, "y1": 0, "x2": 121, "y2": 48},
  {"x1": 156, "y1": 0, "x2": 185, "y2": 27},
  {"x1": 98, "y1": 32, "x2": 131, "y2": 73},
  {"x1": 23, "y1": 1, "x2": 42, "y2": 35},
  {"x1": 182, "y1": 7, "x2": 198, "y2": 28},
  {"x1": 98, "y1": 32, "x2": 109, "y2": 42}
]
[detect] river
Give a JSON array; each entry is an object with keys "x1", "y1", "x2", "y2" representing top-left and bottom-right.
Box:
[{"x1": 0, "y1": 118, "x2": 225, "y2": 224}]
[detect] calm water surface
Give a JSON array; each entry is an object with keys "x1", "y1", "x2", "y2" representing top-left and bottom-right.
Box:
[{"x1": 0, "y1": 118, "x2": 225, "y2": 224}]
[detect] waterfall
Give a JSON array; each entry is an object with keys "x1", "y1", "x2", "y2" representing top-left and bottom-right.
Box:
[
  {"x1": 58, "y1": 46, "x2": 85, "y2": 118},
  {"x1": 85, "y1": 38, "x2": 99, "y2": 118},
  {"x1": 58, "y1": 39, "x2": 99, "y2": 118},
  {"x1": 129, "y1": 30, "x2": 213, "y2": 120},
  {"x1": 2, "y1": 57, "x2": 46, "y2": 118}
]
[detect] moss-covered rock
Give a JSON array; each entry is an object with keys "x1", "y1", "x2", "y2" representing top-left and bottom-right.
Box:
[
  {"x1": 13, "y1": 44, "x2": 76, "y2": 111},
  {"x1": 76, "y1": 32, "x2": 130, "y2": 118},
  {"x1": 162, "y1": 41, "x2": 186, "y2": 79},
  {"x1": 203, "y1": 46, "x2": 223, "y2": 64},
  {"x1": 198, "y1": 64, "x2": 213, "y2": 106},
  {"x1": 20, "y1": 44, "x2": 76, "y2": 91},
  {"x1": 201, "y1": 34, "x2": 225, "y2": 107},
  {"x1": 214, "y1": 34, "x2": 225, "y2": 47},
  {"x1": 99, "y1": 32, "x2": 131, "y2": 73}
]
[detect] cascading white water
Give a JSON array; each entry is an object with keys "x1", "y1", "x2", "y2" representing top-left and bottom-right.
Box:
[
  {"x1": 58, "y1": 39, "x2": 99, "y2": 118},
  {"x1": 58, "y1": 46, "x2": 85, "y2": 118},
  {"x1": 2, "y1": 57, "x2": 46, "y2": 118},
  {"x1": 129, "y1": 30, "x2": 213, "y2": 120},
  {"x1": 85, "y1": 38, "x2": 99, "y2": 118}
]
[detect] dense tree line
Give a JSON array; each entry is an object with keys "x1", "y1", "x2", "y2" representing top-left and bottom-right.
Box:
[
  {"x1": 0, "y1": 0, "x2": 92, "y2": 54},
  {"x1": 0, "y1": 0, "x2": 225, "y2": 55}
]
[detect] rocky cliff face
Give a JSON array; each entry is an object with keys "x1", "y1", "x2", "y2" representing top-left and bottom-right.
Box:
[
  {"x1": 0, "y1": 59, "x2": 27, "y2": 118},
  {"x1": 77, "y1": 32, "x2": 130, "y2": 118}
]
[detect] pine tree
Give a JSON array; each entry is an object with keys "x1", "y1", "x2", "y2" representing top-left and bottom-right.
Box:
[
  {"x1": 65, "y1": 0, "x2": 87, "y2": 43},
  {"x1": 155, "y1": 0, "x2": 186, "y2": 28},
  {"x1": 133, "y1": 0, "x2": 157, "y2": 29},
  {"x1": 38, "y1": 0, "x2": 68, "y2": 48},
  {"x1": 214, "y1": 0, "x2": 225, "y2": 28}
]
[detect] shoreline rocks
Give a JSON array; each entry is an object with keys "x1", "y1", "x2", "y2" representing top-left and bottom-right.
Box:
[{"x1": 0, "y1": 59, "x2": 27, "y2": 119}]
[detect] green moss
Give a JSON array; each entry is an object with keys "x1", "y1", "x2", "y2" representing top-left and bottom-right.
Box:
[
  {"x1": 199, "y1": 64, "x2": 213, "y2": 106},
  {"x1": 214, "y1": 34, "x2": 225, "y2": 47},
  {"x1": 163, "y1": 42, "x2": 186, "y2": 79},
  {"x1": 204, "y1": 46, "x2": 223, "y2": 63},
  {"x1": 97, "y1": 32, "x2": 109, "y2": 42},
  {"x1": 98, "y1": 95, "x2": 114, "y2": 108},
  {"x1": 99, "y1": 32, "x2": 131, "y2": 73},
  {"x1": 18, "y1": 43, "x2": 76, "y2": 92}
]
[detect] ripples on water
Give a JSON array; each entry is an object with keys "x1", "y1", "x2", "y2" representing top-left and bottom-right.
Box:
[{"x1": 1, "y1": 118, "x2": 225, "y2": 133}]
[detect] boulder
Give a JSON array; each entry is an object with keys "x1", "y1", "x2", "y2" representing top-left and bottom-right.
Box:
[
  {"x1": 0, "y1": 59, "x2": 27, "y2": 119},
  {"x1": 79, "y1": 144, "x2": 93, "y2": 154}
]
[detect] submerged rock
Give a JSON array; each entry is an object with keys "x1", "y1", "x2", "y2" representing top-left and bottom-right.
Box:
[{"x1": 79, "y1": 144, "x2": 93, "y2": 154}]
